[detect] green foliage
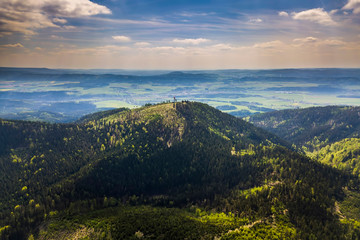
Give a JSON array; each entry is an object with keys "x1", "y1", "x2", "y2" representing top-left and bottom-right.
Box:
[
  {"x1": 311, "y1": 138, "x2": 360, "y2": 177},
  {"x1": 250, "y1": 106, "x2": 360, "y2": 152},
  {"x1": 0, "y1": 102, "x2": 359, "y2": 239},
  {"x1": 222, "y1": 223, "x2": 297, "y2": 240},
  {"x1": 37, "y1": 205, "x2": 245, "y2": 240},
  {"x1": 340, "y1": 189, "x2": 360, "y2": 221}
]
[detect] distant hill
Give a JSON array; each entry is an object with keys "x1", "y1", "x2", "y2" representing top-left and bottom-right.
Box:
[
  {"x1": 249, "y1": 106, "x2": 360, "y2": 151},
  {"x1": 76, "y1": 107, "x2": 129, "y2": 123},
  {"x1": 0, "y1": 102, "x2": 359, "y2": 239},
  {"x1": 250, "y1": 106, "x2": 360, "y2": 179}
]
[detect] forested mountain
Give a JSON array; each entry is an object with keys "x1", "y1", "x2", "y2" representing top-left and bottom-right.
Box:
[
  {"x1": 250, "y1": 106, "x2": 360, "y2": 180},
  {"x1": 249, "y1": 106, "x2": 360, "y2": 151},
  {"x1": 0, "y1": 102, "x2": 359, "y2": 239}
]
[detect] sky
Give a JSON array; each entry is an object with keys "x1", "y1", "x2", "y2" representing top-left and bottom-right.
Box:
[{"x1": 0, "y1": 0, "x2": 359, "y2": 69}]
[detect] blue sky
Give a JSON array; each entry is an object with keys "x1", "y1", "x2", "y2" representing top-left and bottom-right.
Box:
[{"x1": 0, "y1": 0, "x2": 359, "y2": 69}]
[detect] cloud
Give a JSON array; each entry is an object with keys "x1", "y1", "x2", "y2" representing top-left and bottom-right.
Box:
[
  {"x1": 322, "y1": 39, "x2": 346, "y2": 46},
  {"x1": 253, "y1": 40, "x2": 284, "y2": 49},
  {"x1": 292, "y1": 8, "x2": 337, "y2": 26},
  {"x1": 278, "y1": 11, "x2": 289, "y2": 17},
  {"x1": 53, "y1": 18, "x2": 67, "y2": 24},
  {"x1": 291, "y1": 37, "x2": 347, "y2": 48},
  {"x1": 343, "y1": 0, "x2": 360, "y2": 14},
  {"x1": 37, "y1": 0, "x2": 111, "y2": 17},
  {"x1": 249, "y1": 18, "x2": 263, "y2": 23},
  {"x1": 134, "y1": 42, "x2": 150, "y2": 47},
  {"x1": 293, "y1": 37, "x2": 318, "y2": 43},
  {"x1": 0, "y1": 32, "x2": 12, "y2": 37},
  {"x1": 329, "y1": 9, "x2": 339, "y2": 15},
  {"x1": 63, "y1": 26, "x2": 76, "y2": 30},
  {"x1": 54, "y1": 45, "x2": 130, "y2": 55},
  {"x1": 210, "y1": 44, "x2": 233, "y2": 51},
  {"x1": 1, "y1": 43, "x2": 24, "y2": 48},
  {"x1": 177, "y1": 12, "x2": 212, "y2": 17},
  {"x1": 0, "y1": 0, "x2": 111, "y2": 36},
  {"x1": 50, "y1": 35, "x2": 64, "y2": 40},
  {"x1": 172, "y1": 38, "x2": 210, "y2": 45},
  {"x1": 112, "y1": 35, "x2": 131, "y2": 42}
]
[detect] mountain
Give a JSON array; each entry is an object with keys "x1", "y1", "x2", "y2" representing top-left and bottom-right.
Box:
[
  {"x1": 0, "y1": 102, "x2": 359, "y2": 239},
  {"x1": 309, "y1": 138, "x2": 360, "y2": 178},
  {"x1": 249, "y1": 105, "x2": 360, "y2": 178},
  {"x1": 249, "y1": 106, "x2": 360, "y2": 150}
]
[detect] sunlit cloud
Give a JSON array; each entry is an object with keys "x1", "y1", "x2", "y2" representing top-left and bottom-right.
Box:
[
  {"x1": 112, "y1": 36, "x2": 132, "y2": 42},
  {"x1": 1, "y1": 43, "x2": 24, "y2": 48},
  {"x1": 63, "y1": 26, "x2": 76, "y2": 30},
  {"x1": 0, "y1": 0, "x2": 111, "y2": 36},
  {"x1": 278, "y1": 11, "x2": 289, "y2": 17},
  {"x1": 53, "y1": 18, "x2": 67, "y2": 24},
  {"x1": 210, "y1": 44, "x2": 234, "y2": 51},
  {"x1": 292, "y1": 8, "x2": 337, "y2": 26},
  {"x1": 253, "y1": 40, "x2": 284, "y2": 49},
  {"x1": 0, "y1": 1, "x2": 358, "y2": 69},
  {"x1": 322, "y1": 39, "x2": 347, "y2": 46},
  {"x1": 343, "y1": 0, "x2": 360, "y2": 14},
  {"x1": 293, "y1": 37, "x2": 318, "y2": 43},
  {"x1": 134, "y1": 42, "x2": 151, "y2": 47},
  {"x1": 50, "y1": 35, "x2": 64, "y2": 40},
  {"x1": 329, "y1": 10, "x2": 339, "y2": 15},
  {"x1": 249, "y1": 18, "x2": 263, "y2": 23},
  {"x1": 172, "y1": 38, "x2": 210, "y2": 45}
]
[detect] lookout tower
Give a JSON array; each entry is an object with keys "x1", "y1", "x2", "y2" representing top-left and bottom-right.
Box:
[{"x1": 173, "y1": 96, "x2": 177, "y2": 109}]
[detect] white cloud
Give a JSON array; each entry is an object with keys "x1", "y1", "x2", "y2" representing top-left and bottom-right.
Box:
[
  {"x1": 293, "y1": 37, "x2": 318, "y2": 43},
  {"x1": 343, "y1": 0, "x2": 360, "y2": 14},
  {"x1": 177, "y1": 12, "x2": 212, "y2": 17},
  {"x1": 292, "y1": 8, "x2": 337, "y2": 26},
  {"x1": 322, "y1": 39, "x2": 346, "y2": 46},
  {"x1": 172, "y1": 38, "x2": 210, "y2": 45},
  {"x1": 54, "y1": 45, "x2": 130, "y2": 55},
  {"x1": 329, "y1": 9, "x2": 339, "y2": 15},
  {"x1": 0, "y1": 32, "x2": 12, "y2": 37},
  {"x1": 253, "y1": 40, "x2": 284, "y2": 49},
  {"x1": 50, "y1": 35, "x2": 64, "y2": 40},
  {"x1": 278, "y1": 11, "x2": 289, "y2": 17},
  {"x1": 1, "y1": 43, "x2": 24, "y2": 48},
  {"x1": 249, "y1": 18, "x2": 263, "y2": 23},
  {"x1": 134, "y1": 42, "x2": 150, "y2": 47},
  {"x1": 210, "y1": 44, "x2": 233, "y2": 51},
  {"x1": 63, "y1": 26, "x2": 76, "y2": 30},
  {"x1": 112, "y1": 35, "x2": 131, "y2": 42},
  {"x1": 291, "y1": 37, "x2": 347, "y2": 48},
  {"x1": 0, "y1": 0, "x2": 111, "y2": 36},
  {"x1": 53, "y1": 18, "x2": 67, "y2": 24},
  {"x1": 38, "y1": 0, "x2": 111, "y2": 17}
]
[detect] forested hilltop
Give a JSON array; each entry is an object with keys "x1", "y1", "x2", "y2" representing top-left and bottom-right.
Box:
[
  {"x1": 249, "y1": 106, "x2": 360, "y2": 178},
  {"x1": 1, "y1": 102, "x2": 360, "y2": 239}
]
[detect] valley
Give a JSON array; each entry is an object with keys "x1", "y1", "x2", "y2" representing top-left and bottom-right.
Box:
[{"x1": 1, "y1": 68, "x2": 360, "y2": 122}]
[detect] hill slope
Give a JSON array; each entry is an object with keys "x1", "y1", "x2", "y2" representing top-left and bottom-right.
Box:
[
  {"x1": 249, "y1": 106, "x2": 360, "y2": 151},
  {"x1": 0, "y1": 102, "x2": 359, "y2": 239},
  {"x1": 249, "y1": 106, "x2": 360, "y2": 177}
]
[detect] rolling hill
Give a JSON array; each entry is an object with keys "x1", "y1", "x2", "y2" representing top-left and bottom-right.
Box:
[
  {"x1": 250, "y1": 106, "x2": 360, "y2": 183},
  {"x1": 249, "y1": 106, "x2": 360, "y2": 151}
]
